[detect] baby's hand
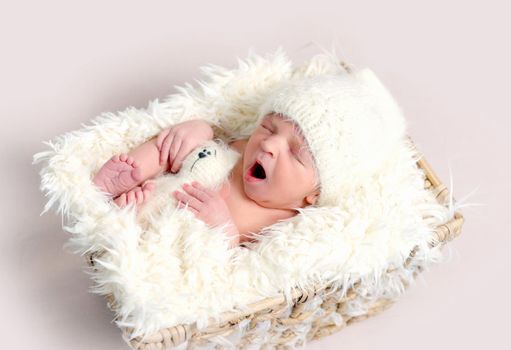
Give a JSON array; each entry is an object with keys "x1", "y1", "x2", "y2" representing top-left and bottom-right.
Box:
[
  {"x1": 156, "y1": 119, "x2": 214, "y2": 173},
  {"x1": 172, "y1": 181, "x2": 238, "y2": 238}
]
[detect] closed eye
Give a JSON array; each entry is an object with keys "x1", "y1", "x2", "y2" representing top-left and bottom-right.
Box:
[
  {"x1": 291, "y1": 147, "x2": 304, "y2": 165},
  {"x1": 261, "y1": 124, "x2": 304, "y2": 165}
]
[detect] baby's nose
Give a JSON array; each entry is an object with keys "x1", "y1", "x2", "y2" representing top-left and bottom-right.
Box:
[{"x1": 262, "y1": 135, "x2": 287, "y2": 156}]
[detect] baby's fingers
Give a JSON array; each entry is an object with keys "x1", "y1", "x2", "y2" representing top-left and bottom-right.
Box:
[
  {"x1": 156, "y1": 128, "x2": 171, "y2": 150},
  {"x1": 170, "y1": 142, "x2": 190, "y2": 173},
  {"x1": 170, "y1": 141, "x2": 190, "y2": 173},
  {"x1": 160, "y1": 133, "x2": 175, "y2": 165},
  {"x1": 168, "y1": 137, "x2": 182, "y2": 170}
]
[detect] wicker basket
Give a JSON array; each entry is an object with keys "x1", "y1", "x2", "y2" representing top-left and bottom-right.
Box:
[{"x1": 84, "y1": 137, "x2": 464, "y2": 350}]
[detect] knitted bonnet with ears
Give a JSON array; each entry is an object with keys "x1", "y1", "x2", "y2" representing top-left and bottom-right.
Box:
[{"x1": 256, "y1": 68, "x2": 407, "y2": 207}]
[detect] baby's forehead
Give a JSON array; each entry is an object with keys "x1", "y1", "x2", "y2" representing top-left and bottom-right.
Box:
[
  {"x1": 263, "y1": 113, "x2": 313, "y2": 157},
  {"x1": 264, "y1": 113, "x2": 305, "y2": 138}
]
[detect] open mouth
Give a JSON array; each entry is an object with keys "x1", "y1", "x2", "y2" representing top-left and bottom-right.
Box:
[{"x1": 246, "y1": 160, "x2": 267, "y2": 182}]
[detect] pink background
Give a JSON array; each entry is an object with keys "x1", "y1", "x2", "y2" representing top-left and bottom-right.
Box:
[{"x1": 2, "y1": 0, "x2": 508, "y2": 348}]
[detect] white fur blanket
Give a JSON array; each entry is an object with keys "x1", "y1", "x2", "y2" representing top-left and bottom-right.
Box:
[{"x1": 33, "y1": 47, "x2": 455, "y2": 341}]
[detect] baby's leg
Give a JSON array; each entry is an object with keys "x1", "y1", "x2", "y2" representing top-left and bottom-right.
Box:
[
  {"x1": 93, "y1": 136, "x2": 169, "y2": 197},
  {"x1": 127, "y1": 136, "x2": 169, "y2": 180}
]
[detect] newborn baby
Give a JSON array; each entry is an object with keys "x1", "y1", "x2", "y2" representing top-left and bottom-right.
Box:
[
  {"x1": 93, "y1": 113, "x2": 321, "y2": 249},
  {"x1": 93, "y1": 72, "x2": 405, "y2": 249}
]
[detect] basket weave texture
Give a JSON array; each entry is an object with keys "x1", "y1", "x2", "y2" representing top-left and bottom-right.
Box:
[{"x1": 85, "y1": 138, "x2": 464, "y2": 350}]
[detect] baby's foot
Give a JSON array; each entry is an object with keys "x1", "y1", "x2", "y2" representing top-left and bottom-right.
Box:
[
  {"x1": 113, "y1": 181, "x2": 155, "y2": 209},
  {"x1": 93, "y1": 153, "x2": 143, "y2": 197}
]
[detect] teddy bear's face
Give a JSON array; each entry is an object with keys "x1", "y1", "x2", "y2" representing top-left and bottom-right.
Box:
[
  {"x1": 189, "y1": 146, "x2": 216, "y2": 172},
  {"x1": 179, "y1": 141, "x2": 218, "y2": 175},
  {"x1": 177, "y1": 140, "x2": 240, "y2": 188}
]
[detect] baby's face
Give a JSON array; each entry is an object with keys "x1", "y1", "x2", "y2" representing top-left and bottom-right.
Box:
[{"x1": 242, "y1": 113, "x2": 319, "y2": 209}]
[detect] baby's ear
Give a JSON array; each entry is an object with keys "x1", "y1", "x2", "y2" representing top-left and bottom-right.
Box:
[{"x1": 305, "y1": 190, "x2": 320, "y2": 206}]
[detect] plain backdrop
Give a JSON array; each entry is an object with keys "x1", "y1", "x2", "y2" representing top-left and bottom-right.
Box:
[{"x1": 1, "y1": 0, "x2": 509, "y2": 349}]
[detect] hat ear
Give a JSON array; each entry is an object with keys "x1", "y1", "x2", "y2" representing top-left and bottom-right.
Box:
[{"x1": 353, "y1": 68, "x2": 388, "y2": 93}]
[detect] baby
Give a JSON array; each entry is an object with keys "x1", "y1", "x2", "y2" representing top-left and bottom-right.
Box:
[
  {"x1": 93, "y1": 112, "x2": 321, "y2": 249},
  {"x1": 93, "y1": 71, "x2": 405, "y2": 249}
]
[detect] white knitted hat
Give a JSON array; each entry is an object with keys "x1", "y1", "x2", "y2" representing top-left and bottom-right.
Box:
[{"x1": 256, "y1": 68, "x2": 407, "y2": 207}]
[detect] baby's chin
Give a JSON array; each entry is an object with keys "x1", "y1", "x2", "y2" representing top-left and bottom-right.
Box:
[
  {"x1": 242, "y1": 179, "x2": 270, "y2": 207},
  {"x1": 244, "y1": 188, "x2": 296, "y2": 211}
]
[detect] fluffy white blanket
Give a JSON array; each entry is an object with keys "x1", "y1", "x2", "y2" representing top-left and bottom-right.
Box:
[{"x1": 33, "y1": 47, "x2": 455, "y2": 341}]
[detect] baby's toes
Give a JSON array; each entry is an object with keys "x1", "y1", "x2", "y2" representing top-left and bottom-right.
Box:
[
  {"x1": 125, "y1": 155, "x2": 139, "y2": 168},
  {"x1": 119, "y1": 154, "x2": 129, "y2": 162},
  {"x1": 111, "y1": 154, "x2": 121, "y2": 163},
  {"x1": 126, "y1": 155, "x2": 135, "y2": 166}
]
